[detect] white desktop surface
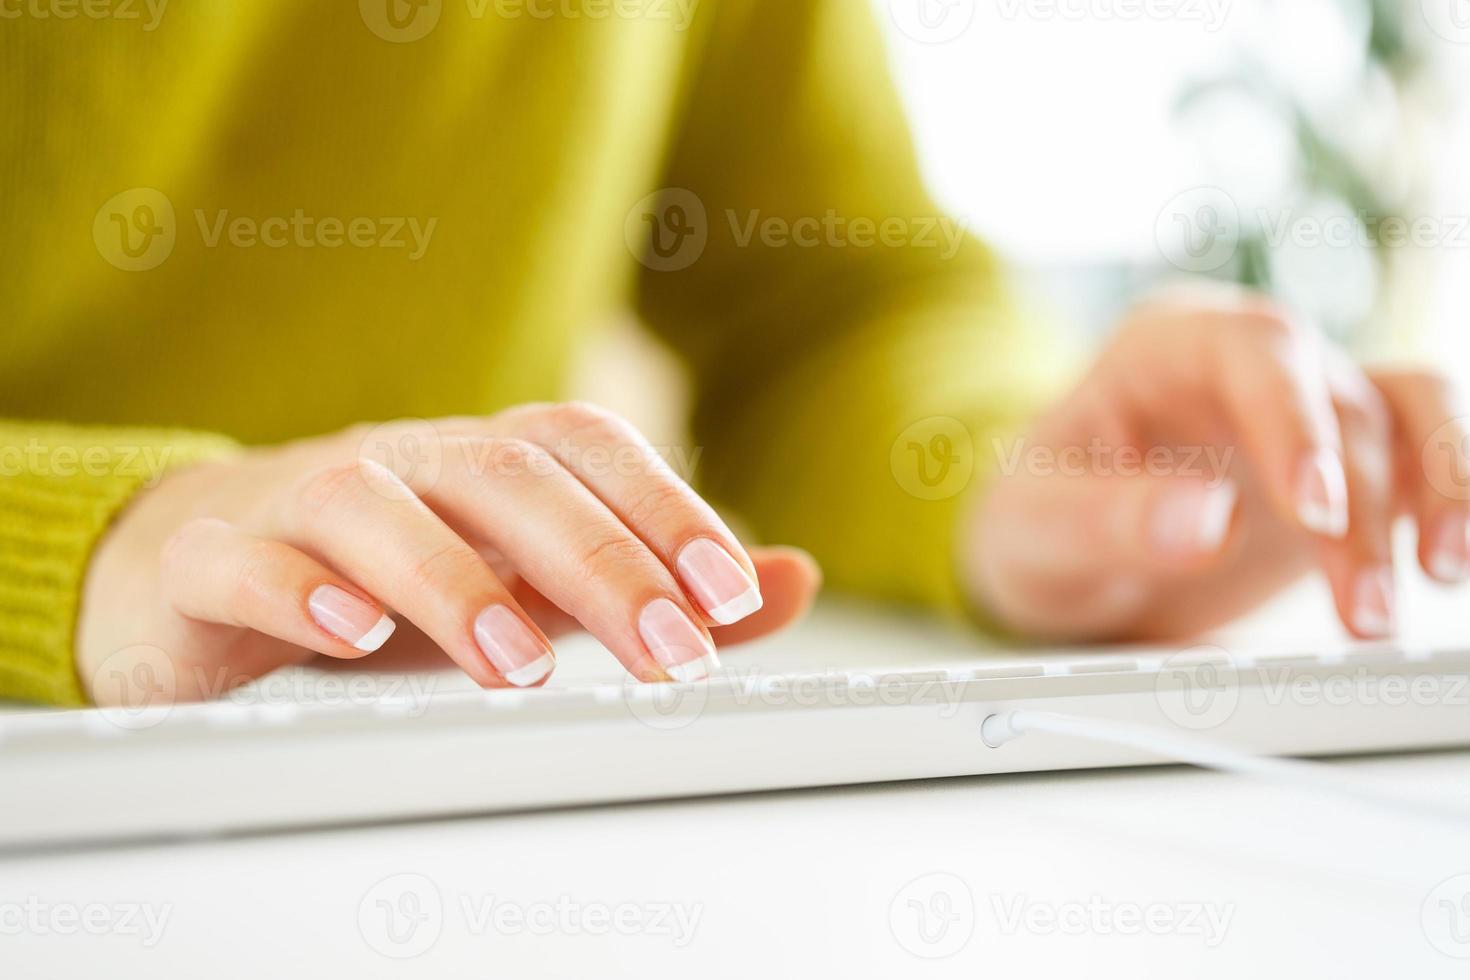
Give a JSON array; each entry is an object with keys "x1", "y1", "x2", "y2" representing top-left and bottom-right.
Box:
[{"x1": 7, "y1": 572, "x2": 1470, "y2": 977}]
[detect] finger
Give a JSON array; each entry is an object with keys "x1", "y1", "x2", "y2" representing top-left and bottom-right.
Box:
[
  {"x1": 1371, "y1": 369, "x2": 1470, "y2": 584},
  {"x1": 479, "y1": 402, "x2": 763, "y2": 626},
  {"x1": 1317, "y1": 371, "x2": 1399, "y2": 638},
  {"x1": 160, "y1": 517, "x2": 396, "y2": 658},
  {"x1": 709, "y1": 546, "x2": 822, "y2": 647},
  {"x1": 277, "y1": 461, "x2": 556, "y2": 688},
  {"x1": 423, "y1": 437, "x2": 719, "y2": 683},
  {"x1": 1199, "y1": 305, "x2": 1350, "y2": 540}
]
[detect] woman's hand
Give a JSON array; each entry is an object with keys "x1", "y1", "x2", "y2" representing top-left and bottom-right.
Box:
[
  {"x1": 964, "y1": 283, "x2": 1469, "y2": 642},
  {"x1": 78, "y1": 403, "x2": 821, "y2": 705}
]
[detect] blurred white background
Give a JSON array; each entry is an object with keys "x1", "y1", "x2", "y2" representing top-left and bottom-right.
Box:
[{"x1": 875, "y1": 0, "x2": 1470, "y2": 375}]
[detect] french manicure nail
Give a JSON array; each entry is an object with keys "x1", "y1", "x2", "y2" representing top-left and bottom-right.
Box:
[
  {"x1": 473, "y1": 605, "x2": 555, "y2": 687},
  {"x1": 309, "y1": 585, "x2": 396, "y2": 652},
  {"x1": 638, "y1": 598, "x2": 719, "y2": 682},
  {"x1": 1296, "y1": 449, "x2": 1349, "y2": 539},
  {"x1": 1150, "y1": 481, "x2": 1239, "y2": 558},
  {"x1": 1429, "y1": 513, "x2": 1470, "y2": 584},
  {"x1": 1352, "y1": 567, "x2": 1397, "y2": 637},
  {"x1": 676, "y1": 538, "x2": 763, "y2": 625}
]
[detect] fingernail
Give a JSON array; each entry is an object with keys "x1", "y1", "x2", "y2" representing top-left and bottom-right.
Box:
[
  {"x1": 676, "y1": 538, "x2": 763, "y2": 625},
  {"x1": 1352, "y1": 567, "x2": 1397, "y2": 637},
  {"x1": 1150, "y1": 481, "x2": 1239, "y2": 558},
  {"x1": 1429, "y1": 513, "x2": 1470, "y2": 583},
  {"x1": 309, "y1": 585, "x2": 396, "y2": 652},
  {"x1": 638, "y1": 598, "x2": 719, "y2": 682},
  {"x1": 473, "y1": 605, "x2": 555, "y2": 687},
  {"x1": 1296, "y1": 449, "x2": 1349, "y2": 538}
]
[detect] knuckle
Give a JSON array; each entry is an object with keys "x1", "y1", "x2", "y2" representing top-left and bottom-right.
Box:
[
  {"x1": 480, "y1": 436, "x2": 553, "y2": 479},
  {"x1": 297, "y1": 462, "x2": 370, "y2": 515},
  {"x1": 404, "y1": 541, "x2": 484, "y2": 595},
  {"x1": 159, "y1": 517, "x2": 226, "y2": 576},
  {"x1": 625, "y1": 478, "x2": 696, "y2": 529},
  {"x1": 544, "y1": 400, "x2": 633, "y2": 442},
  {"x1": 576, "y1": 528, "x2": 656, "y2": 582}
]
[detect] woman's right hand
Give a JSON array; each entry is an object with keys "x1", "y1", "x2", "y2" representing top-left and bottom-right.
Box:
[{"x1": 77, "y1": 403, "x2": 821, "y2": 706}]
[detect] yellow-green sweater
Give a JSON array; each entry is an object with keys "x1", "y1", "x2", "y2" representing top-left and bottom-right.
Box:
[{"x1": 0, "y1": 0, "x2": 1055, "y2": 705}]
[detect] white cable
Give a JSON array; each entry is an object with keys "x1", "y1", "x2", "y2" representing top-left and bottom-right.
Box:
[{"x1": 981, "y1": 709, "x2": 1470, "y2": 825}]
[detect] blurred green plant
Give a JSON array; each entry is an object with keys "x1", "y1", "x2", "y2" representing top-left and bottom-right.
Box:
[{"x1": 1175, "y1": 0, "x2": 1433, "y2": 343}]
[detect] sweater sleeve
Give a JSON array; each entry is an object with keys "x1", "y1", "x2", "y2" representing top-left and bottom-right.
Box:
[
  {"x1": 635, "y1": 0, "x2": 1068, "y2": 620},
  {"x1": 0, "y1": 422, "x2": 236, "y2": 705}
]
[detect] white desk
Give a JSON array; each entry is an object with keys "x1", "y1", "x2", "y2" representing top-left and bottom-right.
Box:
[{"x1": 6, "y1": 572, "x2": 1470, "y2": 978}]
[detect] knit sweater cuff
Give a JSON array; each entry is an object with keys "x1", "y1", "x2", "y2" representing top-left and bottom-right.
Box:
[{"x1": 0, "y1": 422, "x2": 238, "y2": 706}]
